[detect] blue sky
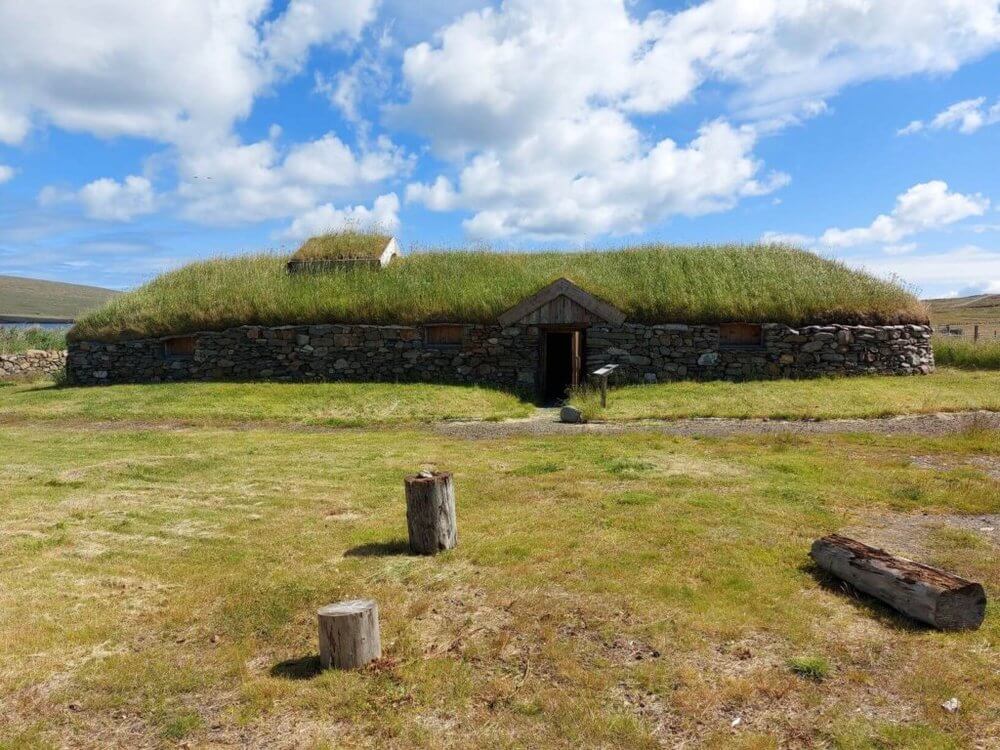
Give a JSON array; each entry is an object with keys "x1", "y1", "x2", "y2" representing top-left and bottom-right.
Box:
[{"x1": 0, "y1": 0, "x2": 998, "y2": 298}]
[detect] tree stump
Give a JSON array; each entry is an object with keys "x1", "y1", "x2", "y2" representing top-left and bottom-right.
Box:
[
  {"x1": 317, "y1": 599, "x2": 381, "y2": 670},
  {"x1": 404, "y1": 471, "x2": 457, "y2": 555},
  {"x1": 810, "y1": 534, "x2": 987, "y2": 630}
]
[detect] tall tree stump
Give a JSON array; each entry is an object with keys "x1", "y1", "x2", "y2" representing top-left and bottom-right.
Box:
[
  {"x1": 317, "y1": 599, "x2": 381, "y2": 670},
  {"x1": 405, "y1": 471, "x2": 457, "y2": 555},
  {"x1": 810, "y1": 534, "x2": 987, "y2": 630}
]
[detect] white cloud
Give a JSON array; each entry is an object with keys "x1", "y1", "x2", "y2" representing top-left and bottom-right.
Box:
[
  {"x1": 78, "y1": 175, "x2": 156, "y2": 221},
  {"x1": 262, "y1": 0, "x2": 377, "y2": 74},
  {"x1": 178, "y1": 133, "x2": 410, "y2": 225},
  {"x1": 396, "y1": 0, "x2": 1000, "y2": 239},
  {"x1": 410, "y1": 117, "x2": 788, "y2": 240},
  {"x1": 898, "y1": 96, "x2": 1000, "y2": 135},
  {"x1": 883, "y1": 242, "x2": 917, "y2": 255},
  {"x1": 760, "y1": 231, "x2": 814, "y2": 246},
  {"x1": 820, "y1": 181, "x2": 989, "y2": 247},
  {"x1": 282, "y1": 193, "x2": 401, "y2": 239},
  {"x1": 861, "y1": 245, "x2": 1000, "y2": 293},
  {"x1": 0, "y1": 0, "x2": 401, "y2": 232},
  {"x1": 405, "y1": 176, "x2": 459, "y2": 212},
  {"x1": 0, "y1": 164, "x2": 15, "y2": 184},
  {"x1": 0, "y1": 0, "x2": 377, "y2": 147}
]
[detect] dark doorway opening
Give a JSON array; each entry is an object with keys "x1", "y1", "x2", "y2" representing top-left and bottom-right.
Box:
[{"x1": 542, "y1": 330, "x2": 582, "y2": 403}]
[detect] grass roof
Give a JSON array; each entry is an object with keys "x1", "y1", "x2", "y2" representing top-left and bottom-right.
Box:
[
  {"x1": 69, "y1": 244, "x2": 928, "y2": 342},
  {"x1": 290, "y1": 229, "x2": 391, "y2": 261}
]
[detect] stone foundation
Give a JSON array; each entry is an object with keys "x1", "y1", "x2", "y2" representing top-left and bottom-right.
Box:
[
  {"x1": 0, "y1": 349, "x2": 67, "y2": 381},
  {"x1": 67, "y1": 322, "x2": 933, "y2": 391}
]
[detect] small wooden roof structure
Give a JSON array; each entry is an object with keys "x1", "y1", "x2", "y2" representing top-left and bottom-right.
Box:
[{"x1": 498, "y1": 278, "x2": 626, "y2": 327}]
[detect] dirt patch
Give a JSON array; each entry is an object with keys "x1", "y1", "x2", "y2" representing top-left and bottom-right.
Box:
[
  {"x1": 911, "y1": 453, "x2": 1000, "y2": 480},
  {"x1": 841, "y1": 512, "x2": 1000, "y2": 563},
  {"x1": 436, "y1": 410, "x2": 1000, "y2": 440}
]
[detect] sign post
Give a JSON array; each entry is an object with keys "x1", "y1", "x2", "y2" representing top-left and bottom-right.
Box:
[{"x1": 590, "y1": 364, "x2": 618, "y2": 408}]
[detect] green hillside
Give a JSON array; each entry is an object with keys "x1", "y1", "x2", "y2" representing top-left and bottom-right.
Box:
[
  {"x1": 0, "y1": 275, "x2": 119, "y2": 322},
  {"x1": 925, "y1": 294, "x2": 1000, "y2": 326}
]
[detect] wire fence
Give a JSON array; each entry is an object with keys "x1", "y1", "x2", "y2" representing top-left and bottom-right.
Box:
[{"x1": 932, "y1": 323, "x2": 1000, "y2": 343}]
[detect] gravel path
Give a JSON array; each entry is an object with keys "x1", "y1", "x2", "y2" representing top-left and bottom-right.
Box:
[
  {"x1": 4, "y1": 408, "x2": 997, "y2": 438},
  {"x1": 434, "y1": 409, "x2": 1000, "y2": 439}
]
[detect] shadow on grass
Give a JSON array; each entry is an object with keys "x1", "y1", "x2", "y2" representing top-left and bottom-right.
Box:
[
  {"x1": 801, "y1": 561, "x2": 931, "y2": 633},
  {"x1": 344, "y1": 539, "x2": 410, "y2": 557},
  {"x1": 270, "y1": 655, "x2": 323, "y2": 681}
]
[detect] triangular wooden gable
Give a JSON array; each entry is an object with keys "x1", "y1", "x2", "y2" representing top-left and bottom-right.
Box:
[{"x1": 498, "y1": 278, "x2": 626, "y2": 326}]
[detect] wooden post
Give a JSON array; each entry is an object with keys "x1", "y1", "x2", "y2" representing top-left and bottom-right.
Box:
[
  {"x1": 317, "y1": 599, "x2": 381, "y2": 670},
  {"x1": 973, "y1": 324, "x2": 979, "y2": 343},
  {"x1": 810, "y1": 534, "x2": 986, "y2": 630},
  {"x1": 404, "y1": 471, "x2": 457, "y2": 555}
]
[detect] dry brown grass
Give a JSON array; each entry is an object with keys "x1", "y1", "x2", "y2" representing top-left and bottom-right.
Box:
[{"x1": 1, "y1": 424, "x2": 997, "y2": 748}]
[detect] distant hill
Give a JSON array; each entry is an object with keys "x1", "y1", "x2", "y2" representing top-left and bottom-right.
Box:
[
  {"x1": 925, "y1": 294, "x2": 1000, "y2": 326},
  {"x1": 0, "y1": 275, "x2": 119, "y2": 322}
]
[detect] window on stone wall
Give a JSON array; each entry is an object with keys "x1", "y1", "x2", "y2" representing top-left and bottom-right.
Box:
[
  {"x1": 423, "y1": 324, "x2": 465, "y2": 348},
  {"x1": 163, "y1": 335, "x2": 196, "y2": 358},
  {"x1": 719, "y1": 323, "x2": 763, "y2": 349}
]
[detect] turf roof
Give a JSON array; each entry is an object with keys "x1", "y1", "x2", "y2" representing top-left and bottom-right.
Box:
[
  {"x1": 69, "y1": 244, "x2": 928, "y2": 342},
  {"x1": 291, "y1": 230, "x2": 392, "y2": 261}
]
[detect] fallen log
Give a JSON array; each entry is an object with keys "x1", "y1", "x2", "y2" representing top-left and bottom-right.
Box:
[
  {"x1": 810, "y1": 534, "x2": 986, "y2": 631},
  {"x1": 405, "y1": 471, "x2": 457, "y2": 555}
]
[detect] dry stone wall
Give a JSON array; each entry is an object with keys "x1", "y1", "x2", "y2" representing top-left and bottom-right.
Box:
[
  {"x1": 67, "y1": 322, "x2": 934, "y2": 390},
  {"x1": 0, "y1": 349, "x2": 66, "y2": 380},
  {"x1": 585, "y1": 323, "x2": 934, "y2": 383},
  {"x1": 68, "y1": 324, "x2": 539, "y2": 391}
]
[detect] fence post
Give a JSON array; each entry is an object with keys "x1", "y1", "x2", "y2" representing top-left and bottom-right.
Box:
[{"x1": 973, "y1": 324, "x2": 979, "y2": 343}]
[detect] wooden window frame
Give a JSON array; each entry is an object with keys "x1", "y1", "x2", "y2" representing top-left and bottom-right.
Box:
[
  {"x1": 718, "y1": 323, "x2": 763, "y2": 350},
  {"x1": 163, "y1": 335, "x2": 196, "y2": 359},
  {"x1": 423, "y1": 324, "x2": 466, "y2": 349}
]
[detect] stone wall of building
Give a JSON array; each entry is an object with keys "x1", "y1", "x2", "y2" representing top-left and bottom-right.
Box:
[
  {"x1": 585, "y1": 323, "x2": 934, "y2": 384},
  {"x1": 67, "y1": 321, "x2": 934, "y2": 390},
  {"x1": 0, "y1": 349, "x2": 67, "y2": 381},
  {"x1": 67, "y1": 324, "x2": 540, "y2": 391}
]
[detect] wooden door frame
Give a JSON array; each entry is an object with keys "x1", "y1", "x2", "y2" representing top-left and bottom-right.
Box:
[{"x1": 538, "y1": 325, "x2": 587, "y2": 401}]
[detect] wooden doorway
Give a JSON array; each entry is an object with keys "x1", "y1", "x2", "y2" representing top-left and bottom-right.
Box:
[{"x1": 541, "y1": 328, "x2": 583, "y2": 403}]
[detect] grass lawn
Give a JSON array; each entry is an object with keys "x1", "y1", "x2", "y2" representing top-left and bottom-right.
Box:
[
  {"x1": 0, "y1": 381, "x2": 533, "y2": 427},
  {"x1": 2, "y1": 369, "x2": 999, "y2": 430},
  {"x1": 570, "y1": 368, "x2": 1000, "y2": 422},
  {"x1": 0, "y1": 422, "x2": 997, "y2": 748},
  {"x1": 933, "y1": 338, "x2": 1000, "y2": 370}
]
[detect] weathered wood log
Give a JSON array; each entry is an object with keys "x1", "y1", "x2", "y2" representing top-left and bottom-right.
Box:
[
  {"x1": 810, "y1": 534, "x2": 986, "y2": 630},
  {"x1": 404, "y1": 471, "x2": 457, "y2": 555},
  {"x1": 317, "y1": 599, "x2": 381, "y2": 670}
]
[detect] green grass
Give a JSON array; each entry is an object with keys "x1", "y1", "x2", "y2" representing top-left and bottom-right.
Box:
[
  {"x1": 788, "y1": 656, "x2": 832, "y2": 681},
  {"x1": 4, "y1": 369, "x2": 997, "y2": 427},
  {"x1": 70, "y1": 244, "x2": 927, "y2": 341},
  {"x1": 0, "y1": 275, "x2": 117, "y2": 321},
  {"x1": 933, "y1": 337, "x2": 1000, "y2": 370},
  {"x1": 291, "y1": 228, "x2": 392, "y2": 261},
  {"x1": 568, "y1": 368, "x2": 1000, "y2": 421},
  {"x1": 0, "y1": 422, "x2": 996, "y2": 747},
  {"x1": 0, "y1": 327, "x2": 67, "y2": 354},
  {"x1": 0, "y1": 381, "x2": 532, "y2": 427}
]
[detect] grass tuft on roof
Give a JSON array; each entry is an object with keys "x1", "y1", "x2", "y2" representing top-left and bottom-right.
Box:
[
  {"x1": 290, "y1": 228, "x2": 392, "y2": 261},
  {"x1": 69, "y1": 244, "x2": 928, "y2": 342}
]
